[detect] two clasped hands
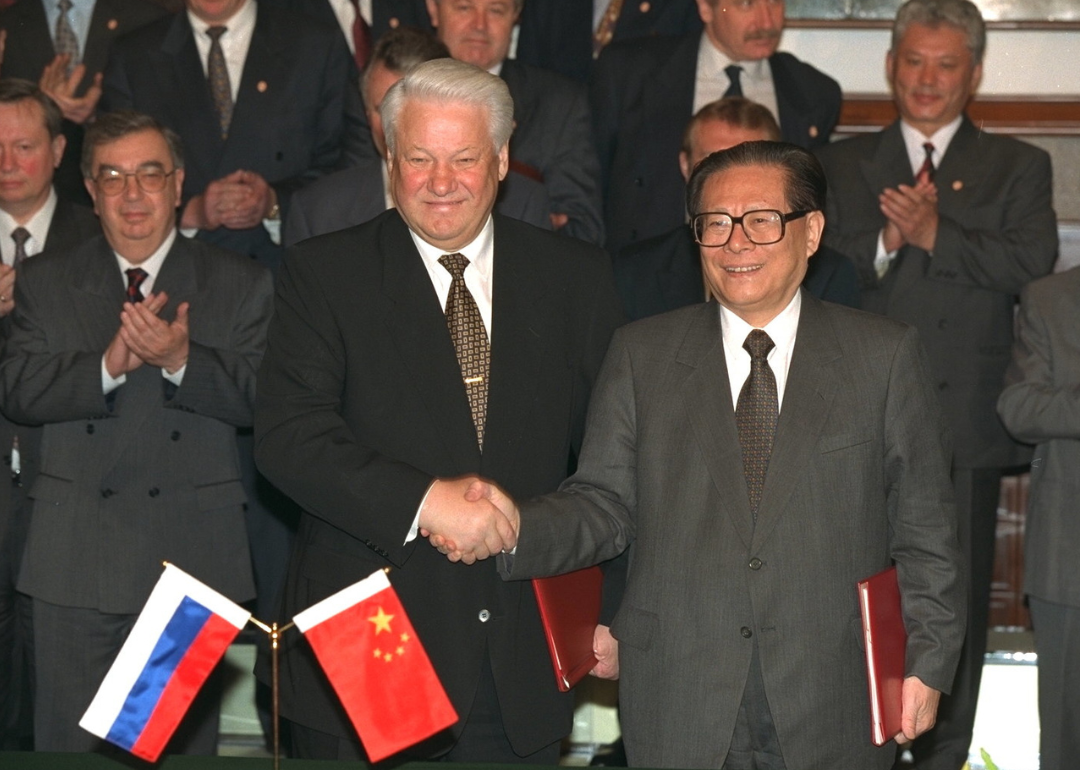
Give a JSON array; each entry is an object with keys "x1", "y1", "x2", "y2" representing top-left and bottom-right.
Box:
[{"x1": 415, "y1": 476, "x2": 620, "y2": 679}]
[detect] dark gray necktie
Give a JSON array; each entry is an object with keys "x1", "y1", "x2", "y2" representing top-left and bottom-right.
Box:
[
  {"x1": 11, "y1": 227, "x2": 31, "y2": 265},
  {"x1": 54, "y1": 0, "x2": 80, "y2": 76},
  {"x1": 723, "y1": 64, "x2": 744, "y2": 98},
  {"x1": 736, "y1": 330, "x2": 778, "y2": 519},
  {"x1": 206, "y1": 26, "x2": 233, "y2": 140},
  {"x1": 439, "y1": 253, "x2": 490, "y2": 451}
]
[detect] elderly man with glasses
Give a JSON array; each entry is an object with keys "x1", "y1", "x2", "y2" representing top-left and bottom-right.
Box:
[
  {"x1": 436, "y1": 141, "x2": 966, "y2": 770},
  {"x1": 0, "y1": 109, "x2": 272, "y2": 755}
]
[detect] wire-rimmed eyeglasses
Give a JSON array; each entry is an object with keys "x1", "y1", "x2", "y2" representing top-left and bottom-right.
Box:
[{"x1": 93, "y1": 167, "x2": 177, "y2": 197}]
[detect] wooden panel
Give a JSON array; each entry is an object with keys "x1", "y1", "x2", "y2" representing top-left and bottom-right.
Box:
[
  {"x1": 837, "y1": 96, "x2": 1080, "y2": 135},
  {"x1": 990, "y1": 473, "x2": 1031, "y2": 631}
]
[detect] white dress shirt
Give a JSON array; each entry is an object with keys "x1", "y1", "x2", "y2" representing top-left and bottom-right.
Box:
[
  {"x1": 188, "y1": 0, "x2": 257, "y2": 103},
  {"x1": 719, "y1": 291, "x2": 801, "y2": 411},
  {"x1": 694, "y1": 33, "x2": 780, "y2": 123},
  {"x1": 101, "y1": 228, "x2": 187, "y2": 392},
  {"x1": 874, "y1": 115, "x2": 964, "y2": 276},
  {"x1": 0, "y1": 188, "x2": 58, "y2": 265}
]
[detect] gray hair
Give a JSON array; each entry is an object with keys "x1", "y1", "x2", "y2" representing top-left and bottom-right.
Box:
[
  {"x1": 0, "y1": 78, "x2": 63, "y2": 139},
  {"x1": 380, "y1": 58, "x2": 514, "y2": 155},
  {"x1": 82, "y1": 110, "x2": 185, "y2": 178},
  {"x1": 893, "y1": 0, "x2": 986, "y2": 63},
  {"x1": 360, "y1": 26, "x2": 450, "y2": 107}
]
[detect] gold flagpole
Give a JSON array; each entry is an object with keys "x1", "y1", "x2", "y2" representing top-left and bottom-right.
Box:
[{"x1": 248, "y1": 617, "x2": 294, "y2": 770}]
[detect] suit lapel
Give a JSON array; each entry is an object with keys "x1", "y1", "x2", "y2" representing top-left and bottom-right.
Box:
[
  {"x1": 480, "y1": 217, "x2": 549, "y2": 474},
  {"x1": 934, "y1": 117, "x2": 988, "y2": 222},
  {"x1": 639, "y1": 36, "x2": 697, "y2": 142},
  {"x1": 83, "y1": 0, "x2": 118, "y2": 86},
  {"x1": 679, "y1": 304, "x2": 755, "y2": 549},
  {"x1": 751, "y1": 293, "x2": 840, "y2": 551},
  {"x1": 160, "y1": 15, "x2": 226, "y2": 187},
  {"x1": 378, "y1": 215, "x2": 481, "y2": 471},
  {"x1": 859, "y1": 121, "x2": 912, "y2": 200}
]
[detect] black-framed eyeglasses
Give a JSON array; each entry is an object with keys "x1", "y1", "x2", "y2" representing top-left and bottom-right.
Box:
[
  {"x1": 691, "y1": 209, "x2": 810, "y2": 247},
  {"x1": 94, "y1": 168, "x2": 177, "y2": 197}
]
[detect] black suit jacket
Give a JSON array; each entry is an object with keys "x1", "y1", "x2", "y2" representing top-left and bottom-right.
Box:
[
  {"x1": 261, "y1": 0, "x2": 432, "y2": 43},
  {"x1": 0, "y1": 198, "x2": 100, "y2": 584},
  {"x1": 816, "y1": 118, "x2": 1058, "y2": 468},
  {"x1": 101, "y1": 7, "x2": 364, "y2": 271},
  {"x1": 499, "y1": 59, "x2": 605, "y2": 245},
  {"x1": 283, "y1": 158, "x2": 552, "y2": 246},
  {"x1": 254, "y1": 210, "x2": 623, "y2": 756},
  {"x1": 614, "y1": 225, "x2": 860, "y2": 321},
  {"x1": 515, "y1": 0, "x2": 701, "y2": 83},
  {"x1": 592, "y1": 33, "x2": 841, "y2": 253},
  {"x1": 0, "y1": 0, "x2": 168, "y2": 205}
]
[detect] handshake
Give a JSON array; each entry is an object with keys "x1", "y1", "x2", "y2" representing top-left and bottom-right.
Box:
[{"x1": 417, "y1": 476, "x2": 521, "y2": 564}]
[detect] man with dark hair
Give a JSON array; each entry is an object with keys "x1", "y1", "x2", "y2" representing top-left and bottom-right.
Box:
[
  {"x1": 815, "y1": 2, "x2": 1057, "y2": 766},
  {"x1": 425, "y1": 0, "x2": 604, "y2": 243},
  {"x1": 285, "y1": 26, "x2": 550, "y2": 246},
  {"x1": 433, "y1": 141, "x2": 965, "y2": 769},
  {"x1": 593, "y1": 0, "x2": 841, "y2": 254},
  {"x1": 615, "y1": 97, "x2": 859, "y2": 320},
  {"x1": 0, "y1": 78, "x2": 99, "y2": 749},
  {"x1": 0, "y1": 109, "x2": 272, "y2": 753},
  {"x1": 255, "y1": 58, "x2": 621, "y2": 762}
]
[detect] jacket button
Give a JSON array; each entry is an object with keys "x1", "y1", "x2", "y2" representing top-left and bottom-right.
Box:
[
  {"x1": 749, "y1": 557, "x2": 762, "y2": 570},
  {"x1": 86, "y1": 424, "x2": 95, "y2": 434},
  {"x1": 101, "y1": 488, "x2": 115, "y2": 498},
  {"x1": 478, "y1": 609, "x2": 491, "y2": 623},
  {"x1": 740, "y1": 626, "x2": 753, "y2": 639},
  {"x1": 148, "y1": 487, "x2": 160, "y2": 498},
  {"x1": 170, "y1": 431, "x2": 181, "y2": 441}
]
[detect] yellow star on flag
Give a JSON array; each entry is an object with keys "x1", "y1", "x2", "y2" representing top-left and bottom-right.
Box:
[{"x1": 368, "y1": 607, "x2": 394, "y2": 635}]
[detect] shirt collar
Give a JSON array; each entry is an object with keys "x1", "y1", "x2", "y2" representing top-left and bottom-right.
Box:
[
  {"x1": 407, "y1": 215, "x2": 495, "y2": 283},
  {"x1": 114, "y1": 228, "x2": 178, "y2": 281},
  {"x1": 0, "y1": 187, "x2": 58, "y2": 253},
  {"x1": 187, "y1": 0, "x2": 256, "y2": 40},
  {"x1": 900, "y1": 115, "x2": 963, "y2": 174},
  {"x1": 698, "y1": 31, "x2": 769, "y2": 80},
  {"x1": 720, "y1": 290, "x2": 801, "y2": 366}
]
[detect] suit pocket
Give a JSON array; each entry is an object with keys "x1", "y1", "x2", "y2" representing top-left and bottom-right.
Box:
[
  {"x1": 819, "y1": 434, "x2": 873, "y2": 454},
  {"x1": 28, "y1": 472, "x2": 73, "y2": 505},
  {"x1": 611, "y1": 605, "x2": 659, "y2": 652},
  {"x1": 194, "y1": 479, "x2": 247, "y2": 511}
]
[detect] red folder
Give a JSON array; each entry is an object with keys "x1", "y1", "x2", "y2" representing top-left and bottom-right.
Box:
[
  {"x1": 531, "y1": 566, "x2": 602, "y2": 692},
  {"x1": 857, "y1": 565, "x2": 906, "y2": 746}
]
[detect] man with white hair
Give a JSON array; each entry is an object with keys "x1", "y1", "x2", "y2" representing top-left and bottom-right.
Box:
[{"x1": 255, "y1": 58, "x2": 622, "y2": 763}]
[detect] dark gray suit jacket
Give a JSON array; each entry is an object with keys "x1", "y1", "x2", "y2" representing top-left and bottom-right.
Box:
[
  {"x1": 591, "y1": 33, "x2": 841, "y2": 253},
  {"x1": 998, "y1": 266, "x2": 1080, "y2": 607},
  {"x1": 0, "y1": 233, "x2": 273, "y2": 613},
  {"x1": 101, "y1": 6, "x2": 364, "y2": 271},
  {"x1": 504, "y1": 293, "x2": 965, "y2": 768},
  {"x1": 254, "y1": 210, "x2": 623, "y2": 756},
  {"x1": 283, "y1": 158, "x2": 552, "y2": 247},
  {"x1": 816, "y1": 118, "x2": 1058, "y2": 468},
  {"x1": 499, "y1": 59, "x2": 604, "y2": 245}
]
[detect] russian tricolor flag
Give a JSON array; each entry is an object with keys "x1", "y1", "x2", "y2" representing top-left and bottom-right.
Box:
[{"x1": 79, "y1": 564, "x2": 250, "y2": 762}]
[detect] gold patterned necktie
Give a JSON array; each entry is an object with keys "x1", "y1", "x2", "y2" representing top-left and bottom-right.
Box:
[
  {"x1": 593, "y1": 0, "x2": 624, "y2": 58},
  {"x1": 206, "y1": 26, "x2": 233, "y2": 140},
  {"x1": 54, "y1": 0, "x2": 80, "y2": 76},
  {"x1": 736, "y1": 329, "x2": 778, "y2": 519},
  {"x1": 11, "y1": 227, "x2": 31, "y2": 265},
  {"x1": 439, "y1": 253, "x2": 490, "y2": 451}
]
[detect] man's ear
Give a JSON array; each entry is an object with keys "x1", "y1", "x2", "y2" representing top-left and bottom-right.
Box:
[{"x1": 805, "y1": 210, "x2": 825, "y2": 256}]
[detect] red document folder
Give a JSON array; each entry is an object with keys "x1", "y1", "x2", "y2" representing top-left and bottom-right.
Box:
[
  {"x1": 857, "y1": 565, "x2": 907, "y2": 746},
  {"x1": 531, "y1": 566, "x2": 602, "y2": 692}
]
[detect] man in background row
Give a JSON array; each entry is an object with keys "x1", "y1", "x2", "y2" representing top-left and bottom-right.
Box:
[
  {"x1": 0, "y1": 77, "x2": 99, "y2": 750},
  {"x1": 815, "y1": 2, "x2": 1057, "y2": 767},
  {"x1": 615, "y1": 96, "x2": 859, "y2": 321},
  {"x1": 0, "y1": 110, "x2": 271, "y2": 754},
  {"x1": 285, "y1": 27, "x2": 551, "y2": 247},
  {"x1": 593, "y1": 0, "x2": 841, "y2": 254},
  {"x1": 427, "y1": 0, "x2": 605, "y2": 243}
]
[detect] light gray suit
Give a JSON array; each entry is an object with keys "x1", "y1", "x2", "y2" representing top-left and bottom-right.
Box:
[
  {"x1": 504, "y1": 293, "x2": 965, "y2": 769},
  {"x1": 0, "y1": 233, "x2": 273, "y2": 749},
  {"x1": 997, "y1": 266, "x2": 1080, "y2": 770}
]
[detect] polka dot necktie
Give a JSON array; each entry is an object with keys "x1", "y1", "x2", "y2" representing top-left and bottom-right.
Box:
[
  {"x1": 439, "y1": 253, "x2": 490, "y2": 451},
  {"x1": 736, "y1": 330, "x2": 778, "y2": 519}
]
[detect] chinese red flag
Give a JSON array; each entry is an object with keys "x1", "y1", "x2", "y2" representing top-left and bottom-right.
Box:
[{"x1": 293, "y1": 570, "x2": 458, "y2": 762}]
